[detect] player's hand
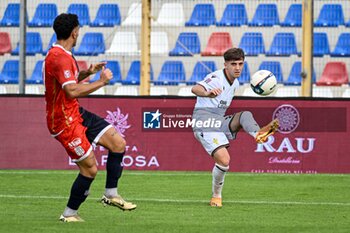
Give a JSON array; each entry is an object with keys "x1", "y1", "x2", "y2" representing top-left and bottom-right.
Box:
[
  {"x1": 88, "y1": 62, "x2": 107, "y2": 74},
  {"x1": 99, "y1": 67, "x2": 113, "y2": 85},
  {"x1": 206, "y1": 88, "x2": 222, "y2": 98}
]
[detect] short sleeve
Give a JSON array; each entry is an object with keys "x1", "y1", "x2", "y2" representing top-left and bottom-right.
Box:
[
  {"x1": 53, "y1": 55, "x2": 77, "y2": 89},
  {"x1": 197, "y1": 74, "x2": 221, "y2": 91}
]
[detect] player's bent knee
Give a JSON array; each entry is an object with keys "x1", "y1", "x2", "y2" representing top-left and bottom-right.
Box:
[{"x1": 110, "y1": 138, "x2": 126, "y2": 153}]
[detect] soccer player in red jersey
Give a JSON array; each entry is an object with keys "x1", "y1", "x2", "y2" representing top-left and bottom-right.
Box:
[{"x1": 44, "y1": 13, "x2": 136, "y2": 222}]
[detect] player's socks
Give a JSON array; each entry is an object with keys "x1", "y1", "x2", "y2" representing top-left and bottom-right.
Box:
[
  {"x1": 239, "y1": 111, "x2": 260, "y2": 138},
  {"x1": 212, "y1": 163, "x2": 229, "y2": 198},
  {"x1": 105, "y1": 151, "x2": 124, "y2": 192},
  {"x1": 65, "y1": 173, "x2": 94, "y2": 215},
  {"x1": 105, "y1": 187, "x2": 118, "y2": 197}
]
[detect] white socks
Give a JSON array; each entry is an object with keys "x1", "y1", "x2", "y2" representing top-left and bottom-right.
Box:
[
  {"x1": 212, "y1": 163, "x2": 229, "y2": 198},
  {"x1": 63, "y1": 207, "x2": 77, "y2": 217},
  {"x1": 105, "y1": 188, "x2": 118, "y2": 198}
]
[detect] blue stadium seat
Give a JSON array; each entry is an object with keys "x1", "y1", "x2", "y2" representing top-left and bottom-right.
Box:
[
  {"x1": 154, "y1": 61, "x2": 186, "y2": 85},
  {"x1": 284, "y1": 61, "x2": 316, "y2": 86},
  {"x1": 346, "y1": 20, "x2": 350, "y2": 27},
  {"x1": 0, "y1": 60, "x2": 19, "y2": 84},
  {"x1": 330, "y1": 33, "x2": 350, "y2": 57},
  {"x1": 0, "y1": 3, "x2": 21, "y2": 27},
  {"x1": 266, "y1": 33, "x2": 298, "y2": 56},
  {"x1": 89, "y1": 61, "x2": 122, "y2": 84},
  {"x1": 280, "y1": 4, "x2": 302, "y2": 27},
  {"x1": 315, "y1": 4, "x2": 344, "y2": 27},
  {"x1": 90, "y1": 4, "x2": 121, "y2": 27},
  {"x1": 185, "y1": 4, "x2": 216, "y2": 26},
  {"x1": 313, "y1": 33, "x2": 330, "y2": 57},
  {"x1": 169, "y1": 32, "x2": 200, "y2": 56},
  {"x1": 258, "y1": 61, "x2": 283, "y2": 83},
  {"x1": 248, "y1": 4, "x2": 280, "y2": 27},
  {"x1": 239, "y1": 62, "x2": 251, "y2": 84},
  {"x1": 67, "y1": 4, "x2": 90, "y2": 26},
  {"x1": 239, "y1": 32, "x2": 265, "y2": 56},
  {"x1": 216, "y1": 4, "x2": 248, "y2": 26},
  {"x1": 74, "y1": 33, "x2": 105, "y2": 56},
  {"x1": 122, "y1": 61, "x2": 154, "y2": 85},
  {"x1": 42, "y1": 34, "x2": 57, "y2": 55},
  {"x1": 27, "y1": 60, "x2": 43, "y2": 84},
  {"x1": 187, "y1": 61, "x2": 216, "y2": 85},
  {"x1": 12, "y1": 32, "x2": 43, "y2": 55},
  {"x1": 28, "y1": 3, "x2": 58, "y2": 27}
]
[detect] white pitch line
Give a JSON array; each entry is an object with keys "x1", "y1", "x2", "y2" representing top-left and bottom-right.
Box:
[{"x1": 0, "y1": 194, "x2": 349, "y2": 207}]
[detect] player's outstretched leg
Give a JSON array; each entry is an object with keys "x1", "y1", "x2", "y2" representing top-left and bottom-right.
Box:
[{"x1": 255, "y1": 119, "x2": 279, "y2": 143}]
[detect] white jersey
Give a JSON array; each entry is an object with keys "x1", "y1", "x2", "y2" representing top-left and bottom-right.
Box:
[{"x1": 194, "y1": 69, "x2": 240, "y2": 117}]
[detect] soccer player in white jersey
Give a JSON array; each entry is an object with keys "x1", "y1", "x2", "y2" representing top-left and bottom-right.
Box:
[{"x1": 191, "y1": 48, "x2": 279, "y2": 207}]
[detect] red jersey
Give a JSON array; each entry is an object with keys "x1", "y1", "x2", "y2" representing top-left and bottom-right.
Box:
[{"x1": 44, "y1": 44, "x2": 82, "y2": 136}]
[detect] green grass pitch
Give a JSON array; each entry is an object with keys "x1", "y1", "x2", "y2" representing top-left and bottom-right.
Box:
[{"x1": 0, "y1": 170, "x2": 349, "y2": 233}]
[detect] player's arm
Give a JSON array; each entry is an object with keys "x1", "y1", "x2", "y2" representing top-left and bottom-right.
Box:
[
  {"x1": 64, "y1": 67, "x2": 112, "y2": 98},
  {"x1": 191, "y1": 84, "x2": 222, "y2": 98},
  {"x1": 77, "y1": 62, "x2": 107, "y2": 82}
]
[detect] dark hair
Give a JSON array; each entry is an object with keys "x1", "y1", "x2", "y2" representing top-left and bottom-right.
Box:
[
  {"x1": 53, "y1": 13, "x2": 79, "y2": 40},
  {"x1": 223, "y1": 48, "x2": 245, "y2": 61}
]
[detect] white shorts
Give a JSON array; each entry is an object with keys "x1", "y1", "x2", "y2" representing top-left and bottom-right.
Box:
[{"x1": 193, "y1": 115, "x2": 237, "y2": 156}]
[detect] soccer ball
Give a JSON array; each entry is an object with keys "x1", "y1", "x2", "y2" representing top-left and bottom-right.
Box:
[{"x1": 250, "y1": 70, "x2": 277, "y2": 96}]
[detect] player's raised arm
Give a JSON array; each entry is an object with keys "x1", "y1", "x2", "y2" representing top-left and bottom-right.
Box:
[
  {"x1": 77, "y1": 61, "x2": 107, "y2": 82},
  {"x1": 192, "y1": 84, "x2": 222, "y2": 98},
  {"x1": 64, "y1": 67, "x2": 113, "y2": 98}
]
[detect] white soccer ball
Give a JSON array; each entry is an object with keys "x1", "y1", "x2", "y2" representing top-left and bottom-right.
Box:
[{"x1": 250, "y1": 70, "x2": 277, "y2": 96}]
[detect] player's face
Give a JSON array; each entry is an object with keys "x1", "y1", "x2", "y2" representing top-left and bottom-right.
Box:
[{"x1": 224, "y1": 59, "x2": 244, "y2": 79}]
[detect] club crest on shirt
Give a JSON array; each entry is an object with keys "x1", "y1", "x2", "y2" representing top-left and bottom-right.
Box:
[{"x1": 64, "y1": 70, "x2": 71, "y2": 78}]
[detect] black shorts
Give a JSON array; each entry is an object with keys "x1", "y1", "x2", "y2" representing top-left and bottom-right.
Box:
[{"x1": 79, "y1": 107, "x2": 111, "y2": 145}]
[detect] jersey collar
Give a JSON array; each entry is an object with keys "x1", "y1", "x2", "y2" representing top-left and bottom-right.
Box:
[{"x1": 52, "y1": 43, "x2": 73, "y2": 56}]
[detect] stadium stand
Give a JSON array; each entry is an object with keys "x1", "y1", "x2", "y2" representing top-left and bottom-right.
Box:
[
  {"x1": 313, "y1": 32, "x2": 330, "y2": 57},
  {"x1": 258, "y1": 61, "x2": 283, "y2": 83},
  {"x1": 25, "y1": 85, "x2": 41, "y2": 94},
  {"x1": 154, "y1": 61, "x2": 186, "y2": 85},
  {"x1": 76, "y1": 60, "x2": 88, "y2": 71},
  {"x1": 12, "y1": 32, "x2": 43, "y2": 55},
  {"x1": 106, "y1": 31, "x2": 139, "y2": 55},
  {"x1": 169, "y1": 32, "x2": 200, "y2": 56},
  {"x1": 114, "y1": 86, "x2": 138, "y2": 96},
  {"x1": 312, "y1": 87, "x2": 334, "y2": 98},
  {"x1": 342, "y1": 89, "x2": 350, "y2": 97},
  {"x1": 122, "y1": 61, "x2": 154, "y2": 85},
  {"x1": 248, "y1": 4, "x2": 280, "y2": 27},
  {"x1": 280, "y1": 4, "x2": 302, "y2": 27},
  {"x1": 150, "y1": 86, "x2": 168, "y2": 96},
  {"x1": 187, "y1": 61, "x2": 217, "y2": 85},
  {"x1": 330, "y1": 33, "x2": 350, "y2": 57},
  {"x1": 241, "y1": 87, "x2": 262, "y2": 97},
  {"x1": 316, "y1": 62, "x2": 349, "y2": 86},
  {"x1": 284, "y1": 61, "x2": 316, "y2": 86},
  {"x1": 346, "y1": 20, "x2": 350, "y2": 27},
  {"x1": 90, "y1": 87, "x2": 106, "y2": 95},
  {"x1": 314, "y1": 4, "x2": 345, "y2": 27},
  {"x1": 154, "y1": 3, "x2": 185, "y2": 26},
  {"x1": 216, "y1": 4, "x2": 248, "y2": 27},
  {"x1": 42, "y1": 33, "x2": 57, "y2": 54},
  {"x1": 0, "y1": 60, "x2": 19, "y2": 84},
  {"x1": 151, "y1": 31, "x2": 169, "y2": 55},
  {"x1": 89, "y1": 60, "x2": 122, "y2": 84},
  {"x1": 177, "y1": 86, "x2": 195, "y2": 96},
  {"x1": 266, "y1": 33, "x2": 298, "y2": 56},
  {"x1": 201, "y1": 32, "x2": 232, "y2": 56},
  {"x1": 27, "y1": 60, "x2": 43, "y2": 84},
  {"x1": 274, "y1": 86, "x2": 299, "y2": 97},
  {"x1": 67, "y1": 4, "x2": 90, "y2": 26},
  {"x1": 238, "y1": 32, "x2": 265, "y2": 56},
  {"x1": 74, "y1": 32, "x2": 105, "y2": 56},
  {"x1": 185, "y1": 3, "x2": 216, "y2": 26},
  {"x1": 28, "y1": 3, "x2": 57, "y2": 27},
  {"x1": 0, "y1": 3, "x2": 21, "y2": 27},
  {"x1": 90, "y1": 4, "x2": 121, "y2": 27},
  {"x1": 122, "y1": 3, "x2": 141, "y2": 26},
  {"x1": 0, "y1": 85, "x2": 6, "y2": 94},
  {"x1": 0, "y1": 32, "x2": 12, "y2": 55}
]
